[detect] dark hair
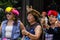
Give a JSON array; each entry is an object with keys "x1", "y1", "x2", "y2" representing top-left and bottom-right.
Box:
[
  {"x1": 33, "y1": 15, "x2": 40, "y2": 24},
  {"x1": 41, "y1": 11, "x2": 47, "y2": 13},
  {"x1": 13, "y1": 15, "x2": 18, "y2": 26},
  {"x1": 27, "y1": 10, "x2": 40, "y2": 24}
]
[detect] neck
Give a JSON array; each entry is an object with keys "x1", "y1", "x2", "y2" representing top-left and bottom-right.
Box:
[
  {"x1": 51, "y1": 23, "x2": 56, "y2": 28},
  {"x1": 8, "y1": 19, "x2": 13, "y2": 22},
  {"x1": 30, "y1": 21, "x2": 37, "y2": 25}
]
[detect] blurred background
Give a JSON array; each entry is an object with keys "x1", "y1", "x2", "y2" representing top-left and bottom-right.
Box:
[{"x1": 0, "y1": 0, "x2": 60, "y2": 25}]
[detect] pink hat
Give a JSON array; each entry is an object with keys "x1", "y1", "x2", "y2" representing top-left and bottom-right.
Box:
[{"x1": 11, "y1": 9, "x2": 19, "y2": 16}]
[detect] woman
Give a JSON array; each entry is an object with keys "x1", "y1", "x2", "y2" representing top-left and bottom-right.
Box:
[
  {"x1": 46, "y1": 10, "x2": 60, "y2": 40},
  {"x1": 22, "y1": 10, "x2": 42, "y2": 40},
  {"x1": 0, "y1": 7, "x2": 25, "y2": 40}
]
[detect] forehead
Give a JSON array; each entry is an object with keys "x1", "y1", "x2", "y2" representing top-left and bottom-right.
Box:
[
  {"x1": 27, "y1": 14, "x2": 34, "y2": 19},
  {"x1": 49, "y1": 15, "x2": 56, "y2": 17},
  {"x1": 27, "y1": 13, "x2": 33, "y2": 16},
  {"x1": 42, "y1": 12, "x2": 46, "y2": 14}
]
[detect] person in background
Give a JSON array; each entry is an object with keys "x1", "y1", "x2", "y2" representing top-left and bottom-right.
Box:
[
  {"x1": 41, "y1": 11, "x2": 48, "y2": 25},
  {"x1": 0, "y1": 7, "x2": 25, "y2": 40},
  {"x1": 21, "y1": 10, "x2": 42, "y2": 40},
  {"x1": 40, "y1": 16, "x2": 49, "y2": 40},
  {"x1": 46, "y1": 10, "x2": 58, "y2": 40}
]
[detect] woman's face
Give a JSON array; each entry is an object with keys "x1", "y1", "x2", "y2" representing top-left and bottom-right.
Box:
[
  {"x1": 6, "y1": 13, "x2": 14, "y2": 20},
  {"x1": 49, "y1": 15, "x2": 57, "y2": 24},
  {"x1": 42, "y1": 12, "x2": 47, "y2": 17},
  {"x1": 27, "y1": 13, "x2": 35, "y2": 23}
]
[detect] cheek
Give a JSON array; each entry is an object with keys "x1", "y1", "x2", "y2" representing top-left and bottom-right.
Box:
[
  {"x1": 51, "y1": 17, "x2": 56, "y2": 21},
  {"x1": 6, "y1": 15, "x2": 13, "y2": 19},
  {"x1": 42, "y1": 14, "x2": 44, "y2": 16},
  {"x1": 27, "y1": 17, "x2": 31, "y2": 22},
  {"x1": 27, "y1": 16, "x2": 34, "y2": 22},
  {"x1": 53, "y1": 18, "x2": 56, "y2": 21},
  {"x1": 27, "y1": 17, "x2": 32, "y2": 21}
]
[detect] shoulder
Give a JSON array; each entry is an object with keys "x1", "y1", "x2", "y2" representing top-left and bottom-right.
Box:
[
  {"x1": 35, "y1": 24, "x2": 42, "y2": 31},
  {"x1": 35, "y1": 23, "x2": 41, "y2": 28},
  {"x1": 35, "y1": 24, "x2": 42, "y2": 34},
  {"x1": 1, "y1": 20, "x2": 7, "y2": 24},
  {"x1": 36, "y1": 25, "x2": 41, "y2": 29},
  {"x1": 1, "y1": 20, "x2": 7, "y2": 27},
  {"x1": 35, "y1": 23, "x2": 40, "y2": 26}
]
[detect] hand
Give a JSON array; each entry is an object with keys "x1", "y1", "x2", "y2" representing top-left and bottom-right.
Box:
[
  {"x1": 22, "y1": 29, "x2": 29, "y2": 36},
  {"x1": 26, "y1": 5, "x2": 33, "y2": 12}
]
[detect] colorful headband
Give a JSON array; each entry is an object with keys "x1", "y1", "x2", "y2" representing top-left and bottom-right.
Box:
[{"x1": 5, "y1": 7, "x2": 19, "y2": 16}]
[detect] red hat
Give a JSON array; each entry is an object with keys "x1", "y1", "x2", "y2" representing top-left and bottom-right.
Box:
[{"x1": 48, "y1": 10, "x2": 58, "y2": 17}]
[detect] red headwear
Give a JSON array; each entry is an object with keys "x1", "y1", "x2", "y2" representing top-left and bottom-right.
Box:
[{"x1": 48, "y1": 10, "x2": 58, "y2": 17}]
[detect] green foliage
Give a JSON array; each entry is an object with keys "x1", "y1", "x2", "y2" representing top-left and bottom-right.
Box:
[
  {"x1": 0, "y1": 0, "x2": 21, "y2": 24},
  {"x1": 0, "y1": 0, "x2": 18, "y2": 8}
]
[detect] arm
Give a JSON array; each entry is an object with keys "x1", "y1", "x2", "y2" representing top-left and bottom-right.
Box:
[
  {"x1": 0, "y1": 24, "x2": 2, "y2": 31},
  {"x1": 0, "y1": 26, "x2": 1, "y2": 31},
  {"x1": 20, "y1": 21, "x2": 26, "y2": 30},
  {"x1": 0, "y1": 24, "x2": 2, "y2": 34},
  {"x1": 27, "y1": 25, "x2": 42, "y2": 40},
  {"x1": 22, "y1": 25, "x2": 42, "y2": 40},
  {"x1": 26, "y1": 5, "x2": 33, "y2": 13}
]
